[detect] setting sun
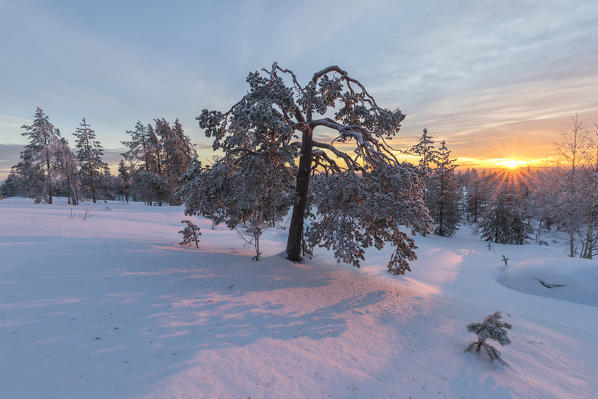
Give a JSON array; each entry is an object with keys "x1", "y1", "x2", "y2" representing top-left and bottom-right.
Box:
[{"x1": 493, "y1": 159, "x2": 528, "y2": 169}]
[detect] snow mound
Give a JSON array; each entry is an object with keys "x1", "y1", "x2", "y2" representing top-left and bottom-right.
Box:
[{"x1": 500, "y1": 257, "x2": 598, "y2": 307}]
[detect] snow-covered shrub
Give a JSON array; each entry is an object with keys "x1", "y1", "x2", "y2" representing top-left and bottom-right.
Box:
[
  {"x1": 465, "y1": 311, "x2": 512, "y2": 364},
  {"x1": 131, "y1": 170, "x2": 172, "y2": 206},
  {"x1": 179, "y1": 152, "x2": 295, "y2": 260},
  {"x1": 179, "y1": 220, "x2": 201, "y2": 248}
]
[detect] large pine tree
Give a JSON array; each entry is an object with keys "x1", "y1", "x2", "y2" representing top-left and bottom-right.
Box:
[
  {"x1": 74, "y1": 118, "x2": 108, "y2": 203},
  {"x1": 185, "y1": 63, "x2": 432, "y2": 274}
]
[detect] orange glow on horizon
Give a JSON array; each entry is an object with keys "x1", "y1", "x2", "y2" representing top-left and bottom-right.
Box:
[{"x1": 454, "y1": 156, "x2": 555, "y2": 170}]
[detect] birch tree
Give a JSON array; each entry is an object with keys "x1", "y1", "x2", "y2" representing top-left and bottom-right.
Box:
[{"x1": 554, "y1": 115, "x2": 592, "y2": 257}]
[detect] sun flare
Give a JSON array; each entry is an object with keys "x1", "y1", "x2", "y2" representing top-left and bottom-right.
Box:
[{"x1": 495, "y1": 159, "x2": 528, "y2": 169}]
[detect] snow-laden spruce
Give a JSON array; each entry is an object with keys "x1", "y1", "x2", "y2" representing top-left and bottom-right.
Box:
[
  {"x1": 16, "y1": 107, "x2": 62, "y2": 203},
  {"x1": 74, "y1": 118, "x2": 108, "y2": 203},
  {"x1": 411, "y1": 131, "x2": 461, "y2": 237},
  {"x1": 477, "y1": 188, "x2": 531, "y2": 245},
  {"x1": 121, "y1": 119, "x2": 196, "y2": 205},
  {"x1": 465, "y1": 311, "x2": 513, "y2": 365},
  {"x1": 180, "y1": 63, "x2": 433, "y2": 274},
  {"x1": 410, "y1": 128, "x2": 437, "y2": 179},
  {"x1": 51, "y1": 137, "x2": 80, "y2": 205}
]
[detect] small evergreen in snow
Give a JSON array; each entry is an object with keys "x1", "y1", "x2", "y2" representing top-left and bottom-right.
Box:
[
  {"x1": 465, "y1": 311, "x2": 512, "y2": 364},
  {"x1": 179, "y1": 220, "x2": 201, "y2": 248}
]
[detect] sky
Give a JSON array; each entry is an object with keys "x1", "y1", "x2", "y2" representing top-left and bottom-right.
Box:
[{"x1": 1, "y1": 0, "x2": 598, "y2": 178}]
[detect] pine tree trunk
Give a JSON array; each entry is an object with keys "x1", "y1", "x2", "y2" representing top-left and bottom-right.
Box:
[{"x1": 286, "y1": 128, "x2": 313, "y2": 261}]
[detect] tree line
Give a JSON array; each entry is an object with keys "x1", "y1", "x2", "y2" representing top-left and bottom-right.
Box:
[{"x1": 2, "y1": 108, "x2": 196, "y2": 206}]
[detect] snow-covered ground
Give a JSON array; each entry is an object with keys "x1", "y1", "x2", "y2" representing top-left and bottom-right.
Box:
[{"x1": 1, "y1": 197, "x2": 597, "y2": 399}]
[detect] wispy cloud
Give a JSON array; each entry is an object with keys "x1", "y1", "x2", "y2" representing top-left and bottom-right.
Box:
[{"x1": 1, "y1": 0, "x2": 597, "y2": 168}]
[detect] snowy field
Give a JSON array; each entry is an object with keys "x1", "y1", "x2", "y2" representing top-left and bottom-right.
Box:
[{"x1": 1, "y1": 197, "x2": 597, "y2": 399}]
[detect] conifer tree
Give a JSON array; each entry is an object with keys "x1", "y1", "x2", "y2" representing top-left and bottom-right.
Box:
[
  {"x1": 410, "y1": 128, "x2": 437, "y2": 177},
  {"x1": 122, "y1": 121, "x2": 155, "y2": 171},
  {"x1": 11, "y1": 148, "x2": 45, "y2": 200},
  {"x1": 167, "y1": 118, "x2": 196, "y2": 187},
  {"x1": 1, "y1": 172, "x2": 25, "y2": 197},
  {"x1": 477, "y1": 189, "x2": 530, "y2": 245},
  {"x1": 464, "y1": 169, "x2": 491, "y2": 223},
  {"x1": 186, "y1": 63, "x2": 432, "y2": 274},
  {"x1": 19, "y1": 107, "x2": 61, "y2": 203},
  {"x1": 429, "y1": 140, "x2": 461, "y2": 236},
  {"x1": 73, "y1": 118, "x2": 108, "y2": 203},
  {"x1": 465, "y1": 311, "x2": 512, "y2": 364},
  {"x1": 51, "y1": 137, "x2": 80, "y2": 205},
  {"x1": 155, "y1": 118, "x2": 196, "y2": 195},
  {"x1": 147, "y1": 124, "x2": 163, "y2": 176},
  {"x1": 410, "y1": 129, "x2": 438, "y2": 229},
  {"x1": 117, "y1": 159, "x2": 132, "y2": 203},
  {"x1": 131, "y1": 170, "x2": 171, "y2": 205}
]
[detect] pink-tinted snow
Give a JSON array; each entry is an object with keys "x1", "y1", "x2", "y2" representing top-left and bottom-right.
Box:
[{"x1": 1, "y1": 197, "x2": 597, "y2": 398}]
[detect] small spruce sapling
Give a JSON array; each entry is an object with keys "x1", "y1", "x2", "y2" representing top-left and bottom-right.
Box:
[
  {"x1": 179, "y1": 220, "x2": 201, "y2": 248},
  {"x1": 465, "y1": 311, "x2": 512, "y2": 365}
]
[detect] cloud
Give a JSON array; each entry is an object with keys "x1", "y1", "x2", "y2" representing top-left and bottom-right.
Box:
[
  {"x1": 0, "y1": 144, "x2": 23, "y2": 179},
  {"x1": 1, "y1": 0, "x2": 597, "y2": 166}
]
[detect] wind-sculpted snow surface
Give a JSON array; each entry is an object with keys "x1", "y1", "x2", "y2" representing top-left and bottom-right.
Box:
[
  {"x1": 499, "y1": 257, "x2": 598, "y2": 307},
  {"x1": 0, "y1": 198, "x2": 597, "y2": 398}
]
